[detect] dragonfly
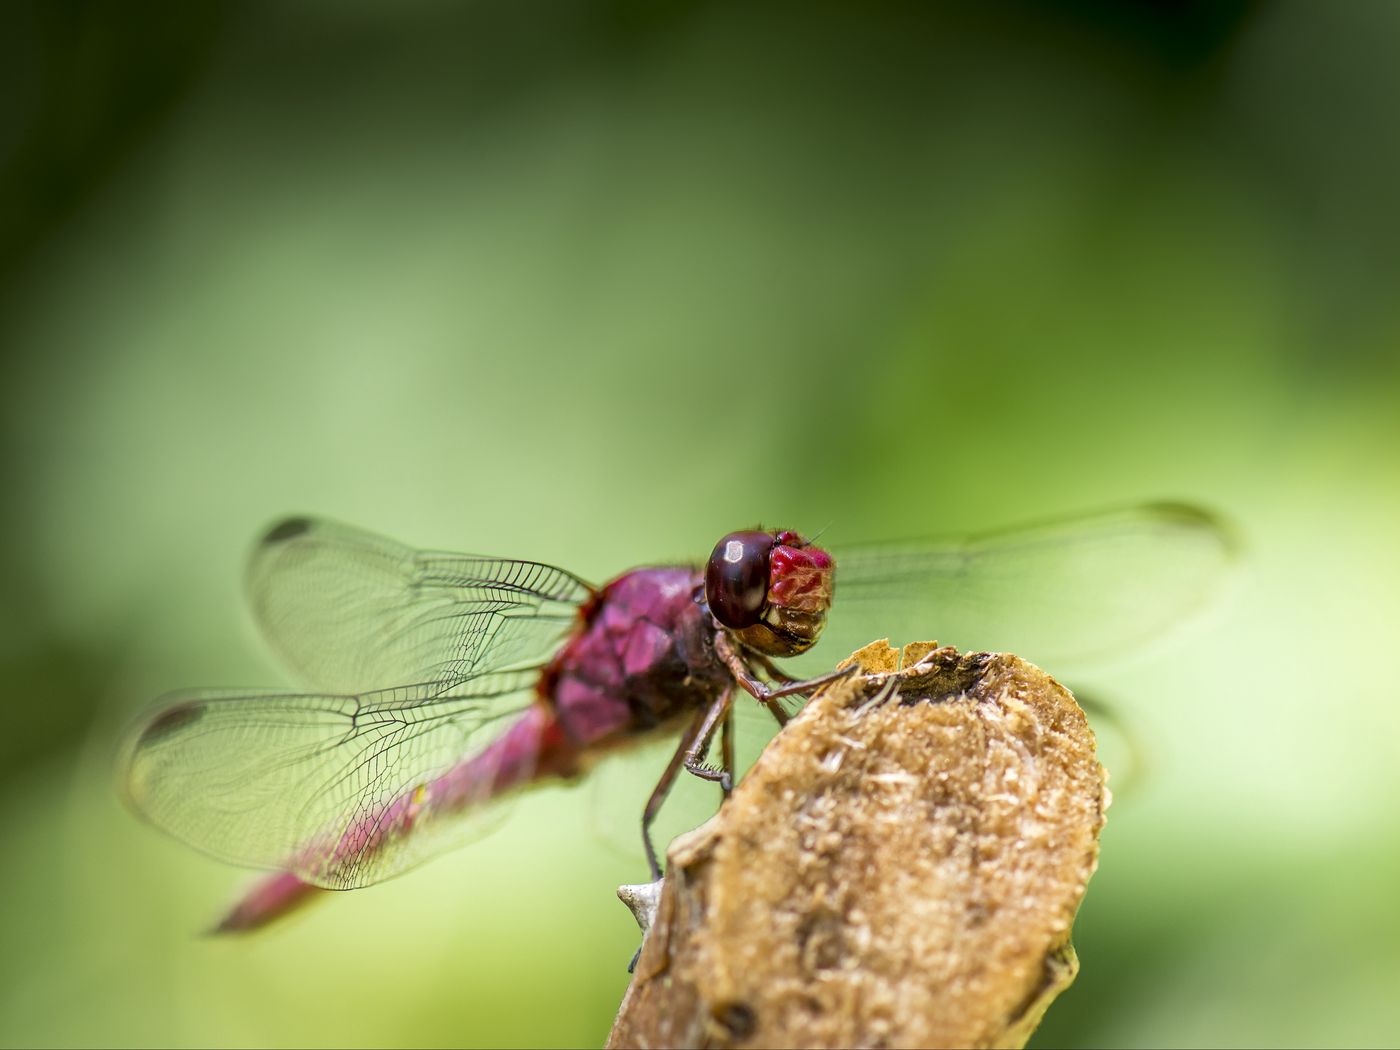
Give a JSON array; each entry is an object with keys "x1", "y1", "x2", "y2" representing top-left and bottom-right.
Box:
[{"x1": 119, "y1": 502, "x2": 1235, "y2": 932}]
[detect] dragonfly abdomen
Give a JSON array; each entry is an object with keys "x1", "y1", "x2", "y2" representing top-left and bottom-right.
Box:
[{"x1": 214, "y1": 704, "x2": 582, "y2": 931}]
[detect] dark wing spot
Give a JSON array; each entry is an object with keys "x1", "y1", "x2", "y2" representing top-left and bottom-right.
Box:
[
  {"x1": 261, "y1": 517, "x2": 314, "y2": 545},
  {"x1": 139, "y1": 702, "x2": 205, "y2": 745}
]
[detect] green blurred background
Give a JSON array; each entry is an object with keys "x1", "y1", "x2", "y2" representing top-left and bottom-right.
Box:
[{"x1": 3, "y1": 2, "x2": 1398, "y2": 1046}]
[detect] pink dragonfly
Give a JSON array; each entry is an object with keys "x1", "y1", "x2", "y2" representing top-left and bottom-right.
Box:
[{"x1": 120, "y1": 504, "x2": 1233, "y2": 931}]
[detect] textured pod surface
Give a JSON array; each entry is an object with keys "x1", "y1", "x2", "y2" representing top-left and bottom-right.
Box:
[{"x1": 608, "y1": 640, "x2": 1108, "y2": 1050}]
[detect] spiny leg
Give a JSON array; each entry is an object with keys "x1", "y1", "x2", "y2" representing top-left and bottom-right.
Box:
[
  {"x1": 640, "y1": 708, "x2": 707, "y2": 882},
  {"x1": 719, "y1": 698, "x2": 735, "y2": 800},
  {"x1": 749, "y1": 650, "x2": 798, "y2": 685},
  {"x1": 714, "y1": 631, "x2": 859, "y2": 728},
  {"x1": 629, "y1": 692, "x2": 734, "y2": 974},
  {"x1": 747, "y1": 650, "x2": 799, "y2": 724},
  {"x1": 682, "y1": 686, "x2": 735, "y2": 793},
  {"x1": 760, "y1": 663, "x2": 857, "y2": 699}
]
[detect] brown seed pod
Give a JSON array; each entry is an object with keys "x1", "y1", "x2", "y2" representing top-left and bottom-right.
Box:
[{"x1": 609, "y1": 640, "x2": 1108, "y2": 1050}]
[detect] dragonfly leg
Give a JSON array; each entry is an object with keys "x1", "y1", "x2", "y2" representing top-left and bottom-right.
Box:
[
  {"x1": 739, "y1": 649, "x2": 803, "y2": 725},
  {"x1": 719, "y1": 698, "x2": 735, "y2": 800},
  {"x1": 748, "y1": 650, "x2": 798, "y2": 684},
  {"x1": 682, "y1": 686, "x2": 735, "y2": 793},
  {"x1": 761, "y1": 699, "x2": 791, "y2": 728},
  {"x1": 641, "y1": 706, "x2": 708, "y2": 881},
  {"x1": 715, "y1": 631, "x2": 860, "y2": 711},
  {"x1": 762, "y1": 663, "x2": 859, "y2": 699}
]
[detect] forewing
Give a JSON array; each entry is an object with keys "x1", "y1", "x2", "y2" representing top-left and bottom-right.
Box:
[
  {"x1": 247, "y1": 517, "x2": 593, "y2": 694},
  {"x1": 120, "y1": 670, "x2": 542, "y2": 888},
  {"x1": 806, "y1": 503, "x2": 1237, "y2": 672}
]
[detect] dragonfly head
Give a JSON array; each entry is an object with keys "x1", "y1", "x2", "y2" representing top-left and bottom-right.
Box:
[{"x1": 704, "y1": 529, "x2": 834, "y2": 657}]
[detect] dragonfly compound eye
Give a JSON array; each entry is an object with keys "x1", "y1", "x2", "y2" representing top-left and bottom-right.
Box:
[{"x1": 705, "y1": 530, "x2": 776, "y2": 629}]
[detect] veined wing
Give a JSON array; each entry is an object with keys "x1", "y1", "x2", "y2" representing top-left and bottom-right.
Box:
[
  {"x1": 247, "y1": 517, "x2": 594, "y2": 695},
  {"x1": 120, "y1": 670, "x2": 547, "y2": 888},
  {"x1": 806, "y1": 502, "x2": 1238, "y2": 672}
]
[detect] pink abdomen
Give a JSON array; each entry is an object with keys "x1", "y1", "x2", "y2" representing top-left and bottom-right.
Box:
[{"x1": 216, "y1": 703, "x2": 579, "y2": 931}]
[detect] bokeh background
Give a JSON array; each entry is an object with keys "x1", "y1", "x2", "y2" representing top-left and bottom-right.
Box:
[{"x1": 3, "y1": 2, "x2": 1399, "y2": 1046}]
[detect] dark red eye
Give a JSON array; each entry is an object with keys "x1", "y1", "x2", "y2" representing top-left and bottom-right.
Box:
[{"x1": 704, "y1": 530, "x2": 775, "y2": 629}]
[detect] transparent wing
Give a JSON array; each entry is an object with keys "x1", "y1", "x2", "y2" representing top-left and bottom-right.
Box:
[
  {"x1": 246, "y1": 517, "x2": 593, "y2": 694},
  {"x1": 120, "y1": 670, "x2": 546, "y2": 888},
  {"x1": 799, "y1": 502, "x2": 1238, "y2": 673}
]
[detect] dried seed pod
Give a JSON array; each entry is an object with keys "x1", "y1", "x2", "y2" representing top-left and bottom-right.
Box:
[{"x1": 608, "y1": 640, "x2": 1108, "y2": 1050}]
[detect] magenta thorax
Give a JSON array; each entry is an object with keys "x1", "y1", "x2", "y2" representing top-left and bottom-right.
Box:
[{"x1": 541, "y1": 567, "x2": 729, "y2": 746}]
